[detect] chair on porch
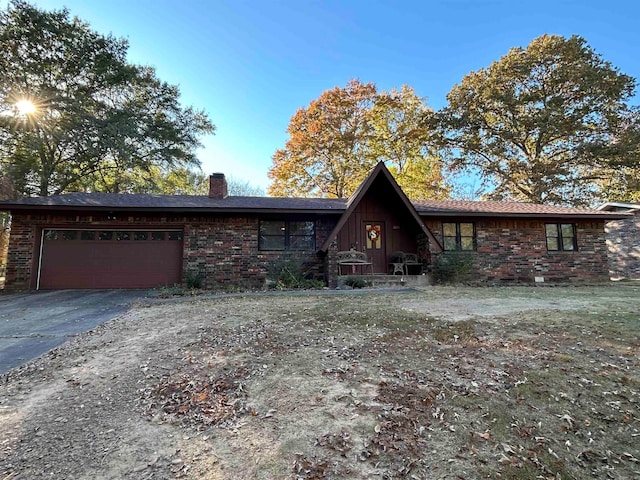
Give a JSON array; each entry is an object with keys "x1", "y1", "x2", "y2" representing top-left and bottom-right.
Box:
[
  {"x1": 389, "y1": 251, "x2": 407, "y2": 275},
  {"x1": 389, "y1": 251, "x2": 423, "y2": 275},
  {"x1": 403, "y1": 253, "x2": 423, "y2": 274}
]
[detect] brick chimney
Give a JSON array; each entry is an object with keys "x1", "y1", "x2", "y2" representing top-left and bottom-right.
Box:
[{"x1": 208, "y1": 173, "x2": 228, "y2": 199}]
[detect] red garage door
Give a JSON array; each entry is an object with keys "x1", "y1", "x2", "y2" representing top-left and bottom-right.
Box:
[{"x1": 38, "y1": 229, "x2": 183, "y2": 289}]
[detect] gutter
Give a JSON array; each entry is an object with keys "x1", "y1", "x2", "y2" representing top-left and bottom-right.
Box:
[
  {"x1": 416, "y1": 211, "x2": 633, "y2": 220},
  {"x1": 0, "y1": 205, "x2": 631, "y2": 220},
  {"x1": 0, "y1": 205, "x2": 346, "y2": 215}
]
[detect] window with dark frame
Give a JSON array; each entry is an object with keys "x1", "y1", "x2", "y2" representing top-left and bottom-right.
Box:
[
  {"x1": 116, "y1": 231, "x2": 130, "y2": 241},
  {"x1": 41, "y1": 230, "x2": 183, "y2": 242},
  {"x1": 545, "y1": 223, "x2": 577, "y2": 251},
  {"x1": 44, "y1": 230, "x2": 59, "y2": 240},
  {"x1": 259, "y1": 220, "x2": 315, "y2": 251},
  {"x1": 442, "y1": 222, "x2": 475, "y2": 251}
]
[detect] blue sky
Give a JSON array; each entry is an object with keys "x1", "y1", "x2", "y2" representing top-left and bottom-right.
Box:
[{"x1": 14, "y1": 1, "x2": 640, "y2": 190}]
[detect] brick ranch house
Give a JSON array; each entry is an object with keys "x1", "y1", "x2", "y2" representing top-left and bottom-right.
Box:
[
  {"x1": 0, "y1": 163, "x2": 629, "y2": 291},
  {"x1": 597, "y1": 202, "x2": 640, "y2": 280}
]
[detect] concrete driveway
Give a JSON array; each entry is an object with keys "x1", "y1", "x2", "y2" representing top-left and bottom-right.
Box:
[{"x1": 0, "y1": 290, "x2": 149, "y2": 374}]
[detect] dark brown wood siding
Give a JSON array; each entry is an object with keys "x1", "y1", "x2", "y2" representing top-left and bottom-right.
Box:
[{"x1": 336, "y1": 178, "x2": 424, "y2": 272}]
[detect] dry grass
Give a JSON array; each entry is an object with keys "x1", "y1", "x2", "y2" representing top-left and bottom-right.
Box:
[{"x1": 1, "y1": 284, "x2": 639, "y2": 479}]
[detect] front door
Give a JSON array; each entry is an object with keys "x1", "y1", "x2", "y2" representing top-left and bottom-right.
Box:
[{"x1": 363, "y1": 221, "x2": 386, "y2": 273}]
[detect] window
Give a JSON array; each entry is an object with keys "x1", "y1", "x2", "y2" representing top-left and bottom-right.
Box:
[
  {"x1": 259, "y1": 220, "x2": 315, "y2": 251},
  {"x1": 442, "y1": 222, "x2": 475, "y2": 251},
  {"x1": 44, "y1": 230, "x2": 59, "y2": 241},
  {"x1": 43, "y1": 230, "x2": 181, "y2": 242},
  {"x1": 116, "y1": 231, "x2": 131, "y2": 241},
  {"x1": 545, "y1": 223, "x2": 577, "y2": 251}
]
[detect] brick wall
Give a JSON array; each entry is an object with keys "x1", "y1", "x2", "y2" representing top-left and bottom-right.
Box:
[
  {"x1": 182, "y1": 215, "x2": 335, "y2": 289},
  {"x1": 184, "y1": 216, "x2": 260, "y2": 289},
  {"x1": 605, "y1": 212, "x2": 640, "y2": 280},
  {"x1": 424, "y1": 218, "x2": 610, "y2": 284},
  {"x1": 4, "y1": 211, "x2": 611, "y2": 290},
  {"x1": 4, "y1": 217, "x2": 35, "y2": 290},
  {"x1": 3, "y1": 211, "x2": 338, "y2": 291}
]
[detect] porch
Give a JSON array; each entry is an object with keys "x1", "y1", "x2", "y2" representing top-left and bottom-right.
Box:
[{"x1": 336, "y1": 273, "x2": 433, "y2": 289}]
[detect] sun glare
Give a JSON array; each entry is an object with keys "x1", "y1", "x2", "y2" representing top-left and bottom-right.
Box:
[{"x1": 16, "y1": 99, "x2": 36, "y2": 115}]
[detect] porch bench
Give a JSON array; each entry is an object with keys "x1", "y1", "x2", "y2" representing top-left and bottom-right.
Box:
[{"x1": 336, "y1": 250, "x2": 373, "y2": 275}]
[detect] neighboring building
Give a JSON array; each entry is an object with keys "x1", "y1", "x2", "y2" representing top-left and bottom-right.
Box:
[
  {"x1": 597, "y1": 202, "x2": 640, "y2": 280},
  {"x1": 0, "y1": 163, "x2": 629, "y2": 291}
]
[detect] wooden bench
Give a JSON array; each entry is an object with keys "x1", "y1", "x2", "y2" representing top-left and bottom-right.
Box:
[{"x1": 336, "y1": 250, "x2": 373, "y2": 275}]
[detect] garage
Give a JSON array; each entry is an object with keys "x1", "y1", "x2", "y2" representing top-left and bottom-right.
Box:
[{"x1": 37, "y1": 229, "x2": 183, "y2": 289}]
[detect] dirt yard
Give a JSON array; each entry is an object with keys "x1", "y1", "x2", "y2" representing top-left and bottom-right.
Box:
[{"x1": 1, "y1": 285, "x2": 639, "y2": 479}]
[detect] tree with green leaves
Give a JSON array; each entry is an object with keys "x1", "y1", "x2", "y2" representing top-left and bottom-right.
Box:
[
  {"x1": 368, "y1": 85, "x2": 449, "y2": 200},
  {"x1": 0, "y1": 174, "x2": 14, "y2": 200},
  {"x1": 74, "y1": 165, "x2": 266, "y2": 196},
  {"x1": 595, "y1": 108, "x2": 640, "y2": 203},
  {"x1": 226, "y1": 176, "x2": 265, "y2": 196},
  {"x1": 268, "y1": 79, "x2": 449, "y2": 199},
  {"x1": 437, "y1": 34, "x2": 638, "y2": 206},
  {"x1": 73, "y1": 165, "x2": 209, "y2": 195},
  {"x1": 599, "y1": 165, "x2": 640, "y2": 203},
  {"x1": 0, "y1": 173, "x2": 13, "y2": 236},
  {"x1": 0, "y1": 1, "x2": 214, "y2": 197}
]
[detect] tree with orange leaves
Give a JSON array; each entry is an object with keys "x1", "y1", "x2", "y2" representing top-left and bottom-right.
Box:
[{"x1": 268, "y1": 80, "x2": 449, "y2": 199}]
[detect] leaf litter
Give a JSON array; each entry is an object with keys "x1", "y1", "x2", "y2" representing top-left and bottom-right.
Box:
[{"x1": 0, "y1": 285, "x2": 639, "y2": 479}]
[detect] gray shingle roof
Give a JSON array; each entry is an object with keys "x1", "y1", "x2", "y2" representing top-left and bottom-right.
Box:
[
  {"x1": 0, "y1": 193, "x2": 629, "y2": 218},
  {"x1": 0, "y1": 193, "x2": 348, "y2": 212},
  {"x1": 412, "y1": 200, "x2": 626, "y2": 218}
]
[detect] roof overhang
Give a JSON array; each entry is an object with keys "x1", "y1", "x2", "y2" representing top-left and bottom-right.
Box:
[
  {"x1": 416, "y1": 211, "x2": 632, "y2": 220},
  {"x1": 319, "y1": 162, "x2": 443, "y2": 252},
  {"x1": 596, "y1": 202, "x2": 640, "y2": 214},
  {"x1": 0, "y1": 205, "x2": 344, "y2": 215}
]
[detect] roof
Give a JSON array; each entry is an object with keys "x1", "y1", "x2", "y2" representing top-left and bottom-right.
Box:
[
  {"x1": 0, "y1": 192, "x2": 347, "y2": 214},
  {"x1": 413, "y1": 200, "x2": 630, "y2": 219},
  {"x1": 0, "y1": 190, "x2": 630, "y2": 219},
  {"x1": 318, "y1": 162, "x2": 441, "y2": 252},
  {"x1": 596, "y1": 202, "x2": 640, "y2": 214}
]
